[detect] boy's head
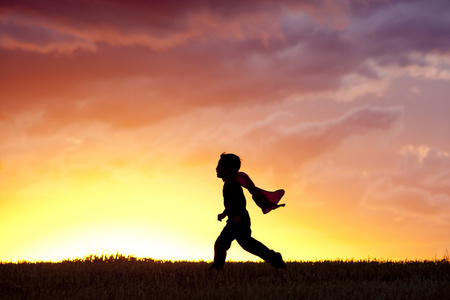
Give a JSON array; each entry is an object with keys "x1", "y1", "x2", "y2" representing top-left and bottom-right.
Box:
[{"x1": 216, "y1": 153, "x2": 241, "y2": 178}]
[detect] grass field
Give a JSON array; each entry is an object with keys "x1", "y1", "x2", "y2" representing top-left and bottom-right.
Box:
[{"x1": 1, "y1": 254, "x2": 449, "y2": 299}]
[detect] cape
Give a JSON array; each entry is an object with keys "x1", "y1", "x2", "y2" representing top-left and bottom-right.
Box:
[{"x1": 236, "y1": 172, "x2": 285, "y2": 214}]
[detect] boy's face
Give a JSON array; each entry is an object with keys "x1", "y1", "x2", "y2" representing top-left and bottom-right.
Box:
[{"x1": 216, "y1": 160, "x2": 229, "y2": 178}]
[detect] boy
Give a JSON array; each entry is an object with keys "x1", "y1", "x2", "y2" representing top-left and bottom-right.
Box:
[{"x1": 211, "y1": 153, "x2": 286, "y2": 269}]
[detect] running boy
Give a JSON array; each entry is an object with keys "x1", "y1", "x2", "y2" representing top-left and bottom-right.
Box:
[{"x1": 211, "y1": 153, "x2": 286, "y2": 269}]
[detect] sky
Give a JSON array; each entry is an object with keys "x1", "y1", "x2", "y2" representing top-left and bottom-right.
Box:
[{"x1": 1, "y1": 0, "x2": 450, "y2": 262}]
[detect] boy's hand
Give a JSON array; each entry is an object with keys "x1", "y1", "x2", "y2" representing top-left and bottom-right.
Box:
[{"x1": 217, "y1": 213, "x2": 226, "y2": 221}]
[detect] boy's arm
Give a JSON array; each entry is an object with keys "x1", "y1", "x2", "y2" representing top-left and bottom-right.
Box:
[{"x1": 218, "y1": 209, "x2": 227, "y2": 221}]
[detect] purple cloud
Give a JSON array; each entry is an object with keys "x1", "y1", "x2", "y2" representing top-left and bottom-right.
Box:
[{"x1": 1, "y1": 0, "x2": 449, "y2": 129}]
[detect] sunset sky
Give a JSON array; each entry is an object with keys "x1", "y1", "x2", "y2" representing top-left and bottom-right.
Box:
[{"x1": 1, "y1": 0, "x2": 449, "y2": 262}]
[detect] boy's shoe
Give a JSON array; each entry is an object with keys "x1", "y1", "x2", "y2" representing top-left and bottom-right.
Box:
[{"x1": 270, "y1": 252, "x2": 286, "y2": 269}]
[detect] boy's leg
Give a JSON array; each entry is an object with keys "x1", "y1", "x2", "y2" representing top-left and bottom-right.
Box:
[
  {"x1": 211, "y1": 225, "x2": 235, "y2": 269},
  {"x1": 236, "y1": 234, "x2": 286, "y2": 268},
  {"x1": 236, "y1": 235, "x2": 273, "y2": 262}
]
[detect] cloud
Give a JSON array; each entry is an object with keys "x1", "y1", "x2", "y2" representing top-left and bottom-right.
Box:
[
  {"x1": 1, "y1": 0, "x2": 449, "y2": 130},
  {"x1": 0, "y1": 12, "x2": 97, "y2": 54},
  {"x1": 350, "y1": 0, "x2": 450, "y2": 61},
  {"x1": 243, "y1": 105, "x2": 403, "y2": 167},
  {"x1": 363, "y1": 177, "x2": 450, "y2": 220},
  {"x1": 351, "y1": 144, "x2": 450, "y2": 222},
  {"x1": 396, "y1": 145, "x2": 450, "y2": 195},
  {"x1": 0, "y1": 0, "x2": 358, "y2": 53},
  {"x1": 405, "y1": 54, "x2": 450, "y2": 81},
  {"x1": 0, "y1": 1, "x2": 286, "y2": 53},
  {"x1": 297, "y1": 143, "x2": 450, "y2": 219},
  {"x1": 296, "y1": 142, "x2": 450, "y2": 252}
]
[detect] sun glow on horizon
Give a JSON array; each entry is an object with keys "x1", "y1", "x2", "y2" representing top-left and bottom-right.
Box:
[{"x1": 1, "y1": 135, "x2": 449, "y2": 263}]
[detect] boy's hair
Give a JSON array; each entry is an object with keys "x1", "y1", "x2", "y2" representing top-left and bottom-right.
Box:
[{"x1": 220, "y1": 153, "x2": 241, "y2": 175}]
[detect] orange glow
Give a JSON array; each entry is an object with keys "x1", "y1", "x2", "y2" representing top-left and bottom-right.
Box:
[{"x1": 1, "y1": 1, "x2": 450, "y2": 263}]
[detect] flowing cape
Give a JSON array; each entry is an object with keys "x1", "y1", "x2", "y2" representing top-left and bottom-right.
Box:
[{"x1": 236, "y1": 172, "x2": 285, "y2": 214}]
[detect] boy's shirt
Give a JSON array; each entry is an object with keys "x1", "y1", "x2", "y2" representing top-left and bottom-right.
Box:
[{"x1": 223, "y1": 177, "x2": 249, "y2": 222}]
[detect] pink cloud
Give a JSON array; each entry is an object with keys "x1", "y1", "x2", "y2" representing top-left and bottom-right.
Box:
[
  {"x1": 0, "y1": 1, "x2": 290, "y2": 53},
  {"x1": 0, "y1": 12, "x2": 97, "y2": 54},
  {"x1": 363, "y1": 177, "x2": 450, "y2": 219},
  {"x1": 395, "y1": 145, "x2": 450, "y2": 195},
  {"x1": 297, "y1": 142, "x2": 450, "y2": 220},
  {"x1": 242, "y1": 105, "x2": 403, "y2": 167}
]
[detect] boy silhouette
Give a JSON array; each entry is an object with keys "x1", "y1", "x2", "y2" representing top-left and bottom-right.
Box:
[{"x1": 211, "y1": 153, "x2": 286, "y2": 269}]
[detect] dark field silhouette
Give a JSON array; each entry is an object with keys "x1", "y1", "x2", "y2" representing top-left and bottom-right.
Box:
[{"x1": 1, "y1": 254, "x2": 449, "y2": 299}]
